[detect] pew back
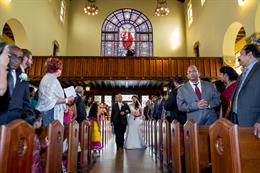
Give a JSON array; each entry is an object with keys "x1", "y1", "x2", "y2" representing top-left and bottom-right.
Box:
[
  {"x1": 183, "y1": 119, "x2": 210, "y2": 173},
  {"x1": 0, "y1": 120, "x2": 34, "y2": 173},
  {"x1": 80, "y1": 120, "x2": 92, "y2": 168},
  {"x1": 171, "y1": 120, "x2": 183, "y2": 173},
  {"x1": 67, "y1": 120, "x2": 79, "y2": 173},
  {"x1": 45, "y1": 120, "x2": 64, "y2": 173},
  {"x1": 209, "y1": 118, "x2": 260, "y2": 173}
]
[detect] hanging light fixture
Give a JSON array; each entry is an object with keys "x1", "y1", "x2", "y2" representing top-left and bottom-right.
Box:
[
  {"x1": 155, "y1": 0, "x2": 170, "y2": 17},
  {"x1": 84, "y1": 0, "x2": 98, "y2": 16}
]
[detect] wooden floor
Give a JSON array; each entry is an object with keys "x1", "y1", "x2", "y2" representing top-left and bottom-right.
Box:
[{"x1": 87, "y1": 137, "x2": 168, "y2": 173}]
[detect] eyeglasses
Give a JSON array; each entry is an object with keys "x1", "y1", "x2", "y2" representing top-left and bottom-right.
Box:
[{"x1": 9, "y1": 53, "x2": 23, "y2": 60}]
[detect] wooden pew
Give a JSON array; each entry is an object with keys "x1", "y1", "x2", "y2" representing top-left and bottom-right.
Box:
[
  {"x1": 80, "y1": 120, "x2": 92, "y2": 168},
  {"x1": 67, "y1": 120, "x2": 79, "y2": 173},
  {"x1": 171, "y1": 120, "x2": 184, "y2": 173},
  {"x1": 183, "y1": 119, "x2": 211, "y2": 173},
  {"x1": 44, "y1": 120, "x2": 64, "y2": 173},
  {"x1": 0, "y1": 119, "x2": 34, "y2": 173},
  {"x1": 162, "y1": 120, "x2": 171, "y2": 167},
  {"x1": 151, "y1": 119, "x2": 156, "y2": 153},
  {"x1": 156, "y1": 119, "x2": 163, "y2": 161},
  {"x1": 148, "y1": 119, "x2": 151, "y2": 148},
  {"x1": 209, "y1": 118, "x2": 260, "y2": 173}
]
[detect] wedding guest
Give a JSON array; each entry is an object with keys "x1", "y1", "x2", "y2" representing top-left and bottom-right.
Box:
[
  {"x1": 64, "y1": 101, "x2": 77, "y2": 124},
  {"x1": 219, "y1": 66, "x2": 238, "y2": 118},
  {"x1": 36, "y1": 57, "x2": 74, "y2": 126},
  {"x1": 21, "y1": 48, "x2": 33, "y2": 72},
  {"x1": 0, "y1": 42, "x2": 9, "y2": 96},
  {"x1": 88, "y1": 102, "x2": 102, "y2": 152},
  {"x1": 0, "y1": 45, "x2": 32, "y2": 125},
  {"x1": 74, "y1": 86, "x2": 86, "y2": 124}
]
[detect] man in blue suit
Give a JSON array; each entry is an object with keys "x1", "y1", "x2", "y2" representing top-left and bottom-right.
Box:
[
  {"x1": 230, "y1": 44, "x2": 260, "y2": 138},
  {"x1": 0, "y1": 45, "x2": 32, "y2": 125},
  {"x1": 177, "y1": 65, "x2": 220, "y2": 125}
]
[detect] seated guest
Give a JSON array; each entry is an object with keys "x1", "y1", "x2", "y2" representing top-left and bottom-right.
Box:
[
  {"x1": 25, "y1": 110, "x2": 48, "y2": 173},
  {"x1": 219, "y1": 66, "x2": 238, "y2": 118},
  {"x1": 230, "y1": 44, "x2": 260, "y2": 138},
  {"x1": 0, "y1": 45, "x2": 32, "y2": 125},
  {"x1": 64, "y1": 101, "x2": 77, "y2": 124},
  {"x1": 36, "y1": 57, "x2": 74, "y2": 126},
  {"x1": 0, "y1": 42, "x2": 9, "y2": 96}
]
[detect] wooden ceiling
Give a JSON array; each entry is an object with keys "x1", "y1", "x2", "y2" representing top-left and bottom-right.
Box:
[
  {"x1": 236, "y1": 27, "x2": 246, "y2": 43},
  {"x1": 3, "y1": 24, "x2": 15, "y2": 42}
]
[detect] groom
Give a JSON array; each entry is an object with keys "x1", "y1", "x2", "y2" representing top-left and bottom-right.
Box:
[{"x1": 111, "y1": 94, "x2": 131, "y2": 150}]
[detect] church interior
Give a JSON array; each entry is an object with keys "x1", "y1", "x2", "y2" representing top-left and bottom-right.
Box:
[{"x1": 0, "y1": 0, "x2": 260, "y2": 172}]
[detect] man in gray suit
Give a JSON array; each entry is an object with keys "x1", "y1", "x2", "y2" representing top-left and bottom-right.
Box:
[
  {"x1": 230, "y1": 44, "x2": 260, "y2": 138},
  {"x1": 177, "y1": 65, "x2": 220, "y2": 125}
]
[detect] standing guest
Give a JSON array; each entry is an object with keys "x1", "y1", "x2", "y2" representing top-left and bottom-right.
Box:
[
  {"x1": 21, "y1": 48, "x2": 33, "y2": 72},
  {"x1": 36, "y1": 57, "x2": 74, "y2": 126},
  {"x1": 85, "y1": 96, "x2": 94, "y2": 117},
  {"x1": 219, "y1": 66, "x2": 238, "y2": 118},
  {"x1": 0, "y1": 45, "x2": 32, "y2": 125},
  {"x1": 164, "y1": 76, "x2": 186, "y2": 124},
  {"x1": 143, "y1": 100, "x2": 152, "y2": 120},
  {"x1": 88, "y1": 102, "x2": 102, "y2": 151},
  {"x1": 74, "y1": 86, "x2": 87, "y2": 124},
  {"x1": 177, "y1": 65, "x2": 220, "y2": 125},
  {"x1": 230, "y1": 44, "x2": 260, "y2": 138},
  {"x1": 111, "y1": 93, "x2": 131, "y2": 151},
  {"x1": 0, "y1": 42, "x2": 9, "y2": 96}
]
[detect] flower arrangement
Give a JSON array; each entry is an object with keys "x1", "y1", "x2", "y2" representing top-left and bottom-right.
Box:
[
  {"x1": 133, "y1": 111, "x2": 140, "y2": 120},
  {"x1": 19, "y1": 72, "x2": 29, "y2": 82}
]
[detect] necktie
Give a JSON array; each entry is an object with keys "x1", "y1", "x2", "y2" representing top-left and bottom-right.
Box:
[
  {"x1": 194, "y1": 83, "x2": 201, "y2": 100},
  {"x1": 7, "y1": 70, "x2": 14, "y2": 97}
]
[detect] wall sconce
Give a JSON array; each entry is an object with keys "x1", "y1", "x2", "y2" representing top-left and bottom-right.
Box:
[
  {"x1": 163, "y1": 86, "x2": 168, "y2": 92},
  {"x1": 85, "y1": 86, "x2": 91, "y2": 92},
  {"x1": 238, "y1": 0, "x2": 246, "y2": 6}
]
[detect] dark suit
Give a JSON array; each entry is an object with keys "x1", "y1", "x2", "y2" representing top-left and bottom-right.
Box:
[
  {"x1": 74, "y1": 94, "x2": 86, "y2": 124},
  {"x1": 164, "y1": 88, "x2": 187, "y2": 124},
  {"x1": 111, "y1": 102, "x2": 130, "y2": 149},
  {"x1": 152, "y1": 98, "x2": 165, "y2": 120},
  {"x1": 231, "y1": 61, "x2": 260, "y2": 126},
  {"x1": 0, "y1": 69, "x2": 31, "y2": 125}
]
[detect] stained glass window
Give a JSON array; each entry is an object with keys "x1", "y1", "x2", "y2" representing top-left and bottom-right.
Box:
[{"x1": 101, "y1": 9, "x2": 153, "y2": 57}]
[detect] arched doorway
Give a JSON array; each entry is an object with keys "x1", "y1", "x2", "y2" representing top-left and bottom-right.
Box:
[
  {"x1": 222, "y1": 22, "x2": 245, "y2": 69},
  {"x1": 1, "y1": 18, "x2": 29, "y2": 48}
]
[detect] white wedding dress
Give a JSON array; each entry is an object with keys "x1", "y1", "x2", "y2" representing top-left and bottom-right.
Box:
[{"x1": 124, "y1": 104, "x2": 146, "y2": 149}]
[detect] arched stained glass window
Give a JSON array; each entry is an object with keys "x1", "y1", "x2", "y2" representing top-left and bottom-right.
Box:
[{"x1": 101, "y1": 9, "x2": 153, "y2": 57}]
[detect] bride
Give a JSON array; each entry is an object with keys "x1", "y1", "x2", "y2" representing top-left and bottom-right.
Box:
[{"x1": 124, "y1": 95, "x2": 146, "y2": 149}]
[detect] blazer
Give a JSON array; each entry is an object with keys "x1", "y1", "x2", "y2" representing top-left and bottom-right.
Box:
[
  {"x1": 75, "y1": 94, "x2": 86, "y2": 124},
  {"x1": 177, "y1": 80, "x2": 220, "y2": 125},
  {"x1": 0, "y1": 69, "x2": 31, "y2": 124},
  {"x1": 111, "y1": 102, "x2": 131, "y2": 126},
  {"x1": 232, "y1": 61, "x2": 260, "y2": 126}
]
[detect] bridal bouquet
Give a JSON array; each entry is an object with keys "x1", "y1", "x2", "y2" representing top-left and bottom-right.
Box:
[{"x1": 133, "y1": 111, "x2": 140, "y2": 120}]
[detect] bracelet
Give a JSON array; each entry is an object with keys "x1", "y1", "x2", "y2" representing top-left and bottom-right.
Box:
[{"x1": 65, "y1": 98, "x2": 68, "y2": 104}]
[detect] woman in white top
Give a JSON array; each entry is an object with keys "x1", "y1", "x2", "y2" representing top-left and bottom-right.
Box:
[
  {"x1": 124, "y1": 95, "x2": 146, "y2": 149},
  {"x1": 36, "y1": 58, "x2": 74, "y2": 126}
]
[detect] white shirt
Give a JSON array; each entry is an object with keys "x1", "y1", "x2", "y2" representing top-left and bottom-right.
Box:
[
  {"x1": 11, "y1": 69, "x2": 17, "y2": 87},
  {"x1": 189, "y1": 80, "x2": 202, "y2": 93},
  {"x1": 118, "y1": 102, "x2": 123, "y2": 110}
]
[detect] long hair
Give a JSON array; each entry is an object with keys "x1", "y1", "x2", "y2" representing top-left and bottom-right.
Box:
[
  {"x1": 88, "y1": 102, "x2": 98, "y2": 118},
  {"x1": 132, "y1": 95, "x2": 140, "y2": 110}
]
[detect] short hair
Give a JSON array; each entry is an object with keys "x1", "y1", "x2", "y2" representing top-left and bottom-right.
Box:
[
  {"x1": 213, "y1": 80, "x2": 225, "y2": 94},
  {"x1": 219, "y1": 66, "x2": 238, "y2": 81},
  {"x1": 45, "y1": 57, "x2": 63, "y2": 73},
  {"x1": 174, "y1": 76, "x2": 185, "y2": 84},
  {"x1": 22, "y1": 49, "x2": 32, "y2": 59},
  {"x1": 75, "y1": 86, "x2": 83, "y2": 94},
  {"x1": 243, "y1": 44, "x2": 260, "y2": 59},
  {"x1": 8, "y1": 45, "x2": 23, "y2": 60}
]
